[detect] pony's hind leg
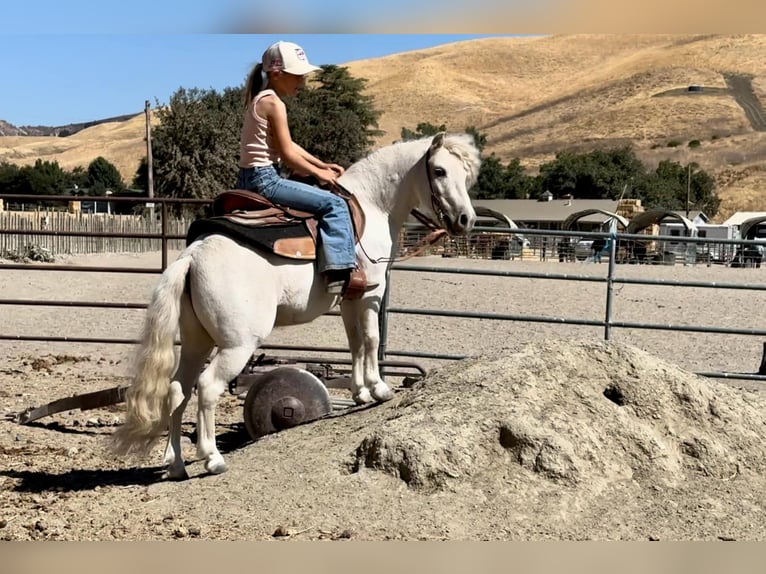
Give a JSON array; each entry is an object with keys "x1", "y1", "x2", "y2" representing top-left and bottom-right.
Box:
[
  {"x1": 163, "y1": 293, "x2": 214, "y2": 480},
  {"x1": 195, "y1": 345, "x2": 255, "y2": 475}
]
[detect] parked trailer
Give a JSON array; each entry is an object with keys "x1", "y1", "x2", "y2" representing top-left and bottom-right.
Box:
[{"x1": 659, "y1": 222, "x2": 739, "y2": 263}]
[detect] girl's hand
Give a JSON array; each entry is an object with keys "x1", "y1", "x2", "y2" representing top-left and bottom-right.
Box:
[
  {"x1": 315, "y1": 168, "x2": 339, "y2": 189},
  {"x1": 326, "y1": 163, "x2": 345, "y2": 177}
]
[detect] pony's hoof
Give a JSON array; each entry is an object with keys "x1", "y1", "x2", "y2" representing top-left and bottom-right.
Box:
[
  {"x1": 205, "y1": 458, "x2": 228, "y2": 475},
  {"x1": 372, "y1": 383, "x2": 395, "y2": 402},
  {"x1": 163, "y1": 466, "x2": 189, "y2": 481},
  {"x1": 353, "y1": 387, "x2": 373, "y2": 404}
]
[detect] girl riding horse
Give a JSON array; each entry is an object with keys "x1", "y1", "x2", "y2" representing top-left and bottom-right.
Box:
[{"x1": 237, "y1": 40, "x2": 358, "y2": 295}]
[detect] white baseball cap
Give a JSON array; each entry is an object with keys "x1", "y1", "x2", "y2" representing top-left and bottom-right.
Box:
[{"x1": 262, "y1": 41, "x2": 321, "y2": 76}]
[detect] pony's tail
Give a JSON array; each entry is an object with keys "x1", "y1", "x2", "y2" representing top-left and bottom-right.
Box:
[{"x1": 111, "y1": 249, "x2": 195, "y2": 457}]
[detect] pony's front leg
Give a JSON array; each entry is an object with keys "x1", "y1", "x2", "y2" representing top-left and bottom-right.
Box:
[
  {"x1": 341, "y1": 298, "x2": 394, "y2": 403},
  {"x1": 341, "y1": 301, "x2": 373, "y2": 404}
]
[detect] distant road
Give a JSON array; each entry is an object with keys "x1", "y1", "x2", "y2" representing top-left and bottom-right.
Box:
[{"x1": 724, "y1": 73, "x2": 766, "y2": 132}]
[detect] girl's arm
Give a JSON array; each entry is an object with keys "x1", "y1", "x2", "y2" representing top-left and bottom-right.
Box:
[
  {"x1": 293, "y1": 143, "x2": 345, "y2": 176},
  {"x1": 261, "y1": 95, "x2": 339, "y2": 185}
]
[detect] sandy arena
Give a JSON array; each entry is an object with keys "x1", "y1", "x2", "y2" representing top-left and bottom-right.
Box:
[{"x1": 1, "y1": 252, "x2": 765, "y2": 540}]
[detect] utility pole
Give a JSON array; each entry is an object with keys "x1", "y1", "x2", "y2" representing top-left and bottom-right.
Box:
[
  {"x1": 145, "y1": 100, "x2": 155, "y2": 219},
  {"x1": 686, "y1": 163, "x2": 691, "y2": 218}
]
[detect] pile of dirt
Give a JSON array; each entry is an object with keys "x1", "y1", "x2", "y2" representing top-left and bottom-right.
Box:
[{"x1": 348, "y1": 340, "x2": 766, "y2": 497}]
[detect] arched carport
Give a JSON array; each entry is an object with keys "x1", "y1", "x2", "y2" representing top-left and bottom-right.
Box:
[
  {"x1": 561, "y1": 209, "x2": 629, "y2": 231},
  {"x1": 739, "y1": 215, "x2": 766, "y2": 240},
  {"x1": 473, "y1": 205, "x2": 521, "y2": 230},
  {"x1": 626, "y1": 208, "x2": 697, "y2": 236},
  {"x1": 471, "y1": 205, "x2": 530, "y2": 259},
  {"x1": 623, "y1": 208, "x2": 698, "y2": 265}
]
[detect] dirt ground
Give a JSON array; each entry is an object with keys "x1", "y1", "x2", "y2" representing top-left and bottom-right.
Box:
[{"x1": 1, "y1": 252, "x2": 765, "y2": 540}]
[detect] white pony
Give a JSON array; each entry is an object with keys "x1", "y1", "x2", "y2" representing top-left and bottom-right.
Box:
[{"x1": 111, "y1": 132, "x2": 481, "y2": 479}]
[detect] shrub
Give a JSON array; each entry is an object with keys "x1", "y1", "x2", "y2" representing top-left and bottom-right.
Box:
[
  {"x1": 667, "y1": 140, "x2": 682, "y2": 147},
  {"x1": 688, "y1": 140, "x2": 701, "y2": 148},
  {"x1": 0, "y1": 244, "x2": 56, "y2": 263}
]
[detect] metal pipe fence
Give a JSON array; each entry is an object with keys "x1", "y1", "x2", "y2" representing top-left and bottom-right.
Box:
[{"x1": 2, "y1": 194, "x2": 765, "y2": 384}]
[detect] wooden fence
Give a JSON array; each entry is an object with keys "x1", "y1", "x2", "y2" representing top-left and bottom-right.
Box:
[{"x1": 0, "y1": 211, "x2": 192, "y2": 255}]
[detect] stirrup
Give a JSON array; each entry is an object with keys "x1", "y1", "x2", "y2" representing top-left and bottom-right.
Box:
[{"x1": 324, "y1": 268, "x2": 379, "y2": 299}]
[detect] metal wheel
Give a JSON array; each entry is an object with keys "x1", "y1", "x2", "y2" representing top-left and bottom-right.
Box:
[{"x1": 242, "y1": 366, "x2": 332, "y2": 440}]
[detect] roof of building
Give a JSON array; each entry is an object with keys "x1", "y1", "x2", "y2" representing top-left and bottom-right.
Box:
[
  {"x1": 471, "y1": 199, "x2": 620, "y2": 224},
  {"x1": 722, "y1": 211, "x2": 766, "y2": 226}
]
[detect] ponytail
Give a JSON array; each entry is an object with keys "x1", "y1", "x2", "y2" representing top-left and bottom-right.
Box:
[{"x1": 244, "y1": 63, "x2": 266, "y2": 108}]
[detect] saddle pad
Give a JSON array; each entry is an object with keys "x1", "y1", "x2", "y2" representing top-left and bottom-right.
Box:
[{"x1": 186, "y1": 216, "x2": 316, "y2": 260}]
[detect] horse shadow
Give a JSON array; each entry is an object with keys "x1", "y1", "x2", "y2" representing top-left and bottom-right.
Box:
[
  {"x1": 1, "y1": 423, "x2": 254, "y2": 493},
  {"x1": 0, "y1": 466, "x2": 167, "y2": 493},
  {"x1": 3, "y1": 401, "x2": 388, "y2": 492},
  {"x1": 23, "y1": 420, "x2": 107, "y2": 436}
]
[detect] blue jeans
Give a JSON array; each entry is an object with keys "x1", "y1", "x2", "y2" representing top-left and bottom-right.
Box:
[{"x1": 238, "y1": 165, "x2": 357, "y2": 273}]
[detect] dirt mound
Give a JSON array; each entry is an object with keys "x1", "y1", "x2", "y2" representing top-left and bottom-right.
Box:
[{"x1": 349, "y1": 341, "x2": 766, "y2": 495}]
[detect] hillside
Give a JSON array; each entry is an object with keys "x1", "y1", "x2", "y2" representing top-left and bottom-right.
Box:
[
  {"x1": 0, "y1": 113, "x2": 139, "y2": 137},
  {"x1": 2, "y1": 34, "x2": 766, "y2": 221}
]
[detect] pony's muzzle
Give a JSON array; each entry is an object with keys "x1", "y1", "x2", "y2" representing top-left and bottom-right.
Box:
[{"x1": 450, "y1": 211, "x2": 475, "y2": 235}]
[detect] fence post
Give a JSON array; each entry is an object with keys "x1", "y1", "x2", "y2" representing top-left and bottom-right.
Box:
[
  {"x1": 378, "y1": 266, "x2": 392, "y2": 370},
  {"x1": 603, "y1": 227, "x2": 618, "y2": 341},
  {"x1": 161, "y1": 201, "x2": 168, "y2": 271}
]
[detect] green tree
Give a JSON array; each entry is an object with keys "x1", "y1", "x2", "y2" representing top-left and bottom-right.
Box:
[
  {"x1": 144, "y1": 86, "x2": 243, "y2": 203},
  {"x1": 286, "y1": 65, "x2": 383, "y2": 167},
  {"x1": 132, "y1": 157, "x2": 149, "y2": 192},
  {"x1": 537, "y1": 147, "x2": 646, "y2": 200},
  {"x1": 0, "y1": 162, "x2": 24, "y2": 195},
  {"x1": 400, "y1": 122, "x2": 447, "y2": 142},
  {"x1": 86, "y1": 156, "x2": 126, "y2": 196},
  {"x1": 471, "y1": 155, "x2": 508, "y2": 199},
  {"x1": 464, "y1": 125, "x2": 487, "y2": 153},
  {"x1": 638, "y1": 160, "x2": 719, "y2": 217},
  {"x1": 69, "y1": 166, "x2": 89, "y2": 193},
  {"x1": 17, "y1": 159, "x2": 71, "y2": 195},
  {"x1": 505, "y1": 158, "x2": 539, "y2": 199},
  {"x1": 140, "y1": 66, "x2": 383, "y2": 205}
]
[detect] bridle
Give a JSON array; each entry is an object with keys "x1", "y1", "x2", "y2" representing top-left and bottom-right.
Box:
[{"x1": 423, "y1": 144, "x2": 449, "y2": 231}]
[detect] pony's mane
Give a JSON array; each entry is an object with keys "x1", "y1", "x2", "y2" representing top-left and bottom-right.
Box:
[
  {"x1": 348, "y1": 132, "x2": 481, "y2": 185},
  {"x1": 341, "y1": 133, "x2": 482, "y2": 208},
  {"x1": 439, "y1": 133, "x2": 482, "y2": 188}
]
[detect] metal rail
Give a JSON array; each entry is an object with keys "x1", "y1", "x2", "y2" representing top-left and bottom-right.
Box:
[{"x1": 2, "y1": 196, "x2": 765, "y2": 386}]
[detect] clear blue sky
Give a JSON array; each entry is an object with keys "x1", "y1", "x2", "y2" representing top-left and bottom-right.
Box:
[
  {"x1": 1, "y1": 0, "x2": 756, "y2": 127},
  {"x1": 0, "y1": 34, "x2": 520, "y2": 127}
]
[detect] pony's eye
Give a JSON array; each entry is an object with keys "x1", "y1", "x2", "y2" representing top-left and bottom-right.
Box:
[{"x1": 433, "y1": 167, "x2": 446, "y2": 177}]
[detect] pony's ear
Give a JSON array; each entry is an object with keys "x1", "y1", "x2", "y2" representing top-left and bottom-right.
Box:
[{"x1": 430, "y1": 132, "x2": 446, "y2": 150}]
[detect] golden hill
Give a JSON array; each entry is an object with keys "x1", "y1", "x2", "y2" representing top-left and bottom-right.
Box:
[
  {"x1": 2, "y1": 34, "x2": 765, "y2": 222},
  {"x1": 0, "y1": 113, "x2": 155, "y2": 188}
]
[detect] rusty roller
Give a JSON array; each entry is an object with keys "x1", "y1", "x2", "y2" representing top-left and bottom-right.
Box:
[{"x1": 242, "y1": 366, "x2": 332, "y2": 440}]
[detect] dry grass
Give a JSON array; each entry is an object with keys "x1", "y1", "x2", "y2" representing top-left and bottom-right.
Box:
[{"x1": 1, "y1": 34, "x2": 765, "y2": 219}]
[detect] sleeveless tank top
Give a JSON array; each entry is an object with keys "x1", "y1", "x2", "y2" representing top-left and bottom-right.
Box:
[{"x1": 239, "y1": 89, "x2": 279, "y2": 168}]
